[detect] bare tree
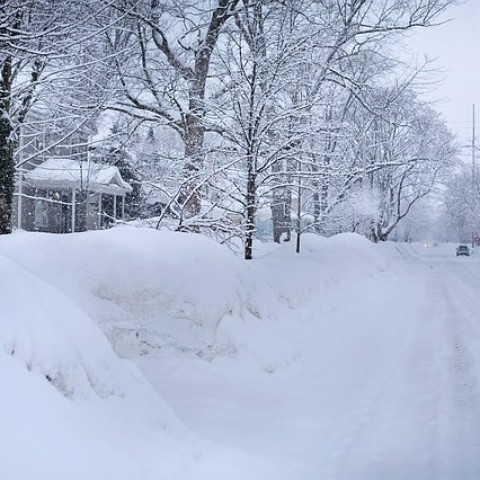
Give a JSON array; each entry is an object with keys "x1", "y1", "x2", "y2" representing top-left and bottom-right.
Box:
[
  {"x1": 266, "y1": 0, "x2": 457, "y2": 244},
  {"x1": 440, "y1": 162, "x2": 479, "y2": 243},
  {"x1": 358, "y1": 89, "x2": 456, "y2": 241},
  {"x1": 104, "y1": 0, "x2": 240, "y2": 224},
  {"x1": 196, "y1": 0, "x2": 458, "y2": 255}
]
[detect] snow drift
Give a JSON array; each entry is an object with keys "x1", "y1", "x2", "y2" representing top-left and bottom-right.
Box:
[
  {"x1": 0, "y1": 227, "x2": 397, "y2": 479},
  {"x1": 0, "y1": 228, "x2": 393, "y2": 361},
  {"x1": 0, "y1": 231, "x2": 283, "y2": 480}
]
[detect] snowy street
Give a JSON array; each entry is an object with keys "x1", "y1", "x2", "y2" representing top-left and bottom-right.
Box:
[
  {"x1": 136, "y1": 242, "x2": 480, "y2": 479},
  {"x1": 2, "y1": 230, "x2": 480, "y2": 479},
  {"x1": 2, "y1": 1, "x2": 477, "y2": 478}
]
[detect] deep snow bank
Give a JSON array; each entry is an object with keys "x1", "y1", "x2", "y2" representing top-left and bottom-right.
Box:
[
  {"x1": 0, "y1": 228, "x2": 447, "y2": 480},
  {"x1": 0, "y1": 254, "x2": 189, "y2": 479},
  {"x1": 0, "y1": 247, "x2": 275, "y2": 480},
  {"x1": 0, "y1": 254, "x2": 164, "y2": 402},
  {"x1": 0, "y1": 229, "x2": 248, "y2": 357},
  {"x1": 0, "y1": 229, "x2": 395, "y2": 363}
]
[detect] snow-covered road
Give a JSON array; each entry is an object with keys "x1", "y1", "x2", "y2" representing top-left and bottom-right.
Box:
[
  {"x1": 3, "y1": 231, "x2": 480, "y2": 479},
  {"x1": 319, "y1": 244, "x2": 480, "y2": 479},
  {"x1": 137, "y1": 243, "x2": 480, "y2": 479}
]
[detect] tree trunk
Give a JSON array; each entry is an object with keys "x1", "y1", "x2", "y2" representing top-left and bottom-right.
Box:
[
  {"x1": 150, "y1": 0, "x2": 240, "y2": 225},
  {"x1": 244, "y1": 167, "x2": 256, "y2": 260},
  {"x1": 312, "y1": 185, "x2": 321, "y2": 233},
  {"x1": 311, "y1": 156, "x2": 321, "y2": 233},
  {"x1": 178, "y1": 100, "x2": 204, "y2": 219},
  {"x1": 0, "y1": 57, "x2": 14, "y2": 234},
  {"x1": 0, "y1": 118, "x2": 14, "y2": 234}
]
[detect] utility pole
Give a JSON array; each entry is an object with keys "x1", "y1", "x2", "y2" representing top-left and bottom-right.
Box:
[
  {"x1": 473, "y1": 104, "x2": 476, "y2": 178},
  {"x1": 472, "y1": 104, "x2": 476, "y2": 247}
]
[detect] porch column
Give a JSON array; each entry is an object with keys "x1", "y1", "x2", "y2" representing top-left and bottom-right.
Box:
[
  {"x1": 98, "y1": 193, "x2": 102, "y2": 229},
  {"x1": 122, "y1": 195, "x2": 125, "y2": 220},
  {"x1": 17, "y1": 171, "x2": 23, "y2": 229},
  {"x1": 113, "y1": 195, "x2": 117, "y2": 221},
  {"x1": 71, "y1": 188, "x2": 76, "y2": 233}
]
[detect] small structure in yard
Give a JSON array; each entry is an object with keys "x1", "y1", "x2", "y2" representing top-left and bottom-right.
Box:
[{"x1": 16, "y1": 158, "x2": 133, "y2": 233}]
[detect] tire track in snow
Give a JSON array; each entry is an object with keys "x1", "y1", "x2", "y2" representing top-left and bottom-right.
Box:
[
  {"x1": 335, "y1": 276, "x2": 445, "y2": 480},
  {"x1": 320, "y1": 264, "x2": 480, "y2": 480},
  {"x1": 433, "y1": 277, "x2": 480, "y2": 479},
  {"x1": 315, "y1": 272, "x2": 436, "y2": 479}
]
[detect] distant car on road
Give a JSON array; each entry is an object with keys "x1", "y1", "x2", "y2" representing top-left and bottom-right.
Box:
[{"x1": 456, "y1": 245, "x2": 470, "y2": 257}]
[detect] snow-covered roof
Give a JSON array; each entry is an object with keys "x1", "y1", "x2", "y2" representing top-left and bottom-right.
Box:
[{"x1": 23, "y1": 158, "x2": 133, "y2": 195}]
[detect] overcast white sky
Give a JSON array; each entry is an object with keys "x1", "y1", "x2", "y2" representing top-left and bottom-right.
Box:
[{"x1": 406, "y1": 0, "x2": 480, "y2": 152}]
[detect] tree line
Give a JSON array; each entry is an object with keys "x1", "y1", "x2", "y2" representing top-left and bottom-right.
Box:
[{"x1": 1, "y1": 0, "x2": 459, "y2": 258}]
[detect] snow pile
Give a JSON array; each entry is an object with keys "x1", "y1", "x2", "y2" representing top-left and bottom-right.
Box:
[
  {"x1": 0, "y1": 229, "x2": 393, "y2": 363},
  {"x1": 250, "y1": 232, "x2": 392, "y2": 309},
  {"x1": 0, "y1": 229, "x2": 247, "y2": 358},
  {"x1": 2, "y1": 228, "x2": 476, "y2": 479},
  {"x1": 0, "y1": 245, "x2": 275, "y2": 480},
  {"x1": 0, "y1": 253, "x2": 191, "y2": 414}
]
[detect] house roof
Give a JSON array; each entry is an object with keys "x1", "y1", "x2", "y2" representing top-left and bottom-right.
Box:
[{"x1": 23, "y1": 158, "x2": 133, "y2": 195}]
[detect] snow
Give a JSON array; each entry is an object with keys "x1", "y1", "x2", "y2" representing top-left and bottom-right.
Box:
[
  {"x1": 23, "y1": 158, "x2": 132, "y2": 195},
  {"x1": 1, "y1": 229, "x2": 480, "y2": 479}
]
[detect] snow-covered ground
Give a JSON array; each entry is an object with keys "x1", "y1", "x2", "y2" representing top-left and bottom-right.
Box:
[{"x1": 1, "y1": 229, "x2": 480, "y2": 479}]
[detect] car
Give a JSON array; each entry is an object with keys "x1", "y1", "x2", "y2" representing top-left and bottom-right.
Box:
[{"x1": 456, "y1": 245, "x2": 470, "y2": 257}]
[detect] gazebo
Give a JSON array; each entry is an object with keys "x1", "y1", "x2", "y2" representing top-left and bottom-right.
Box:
[{"x1": 17, "y1": 158, "x2": 133, "y2": 233}]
